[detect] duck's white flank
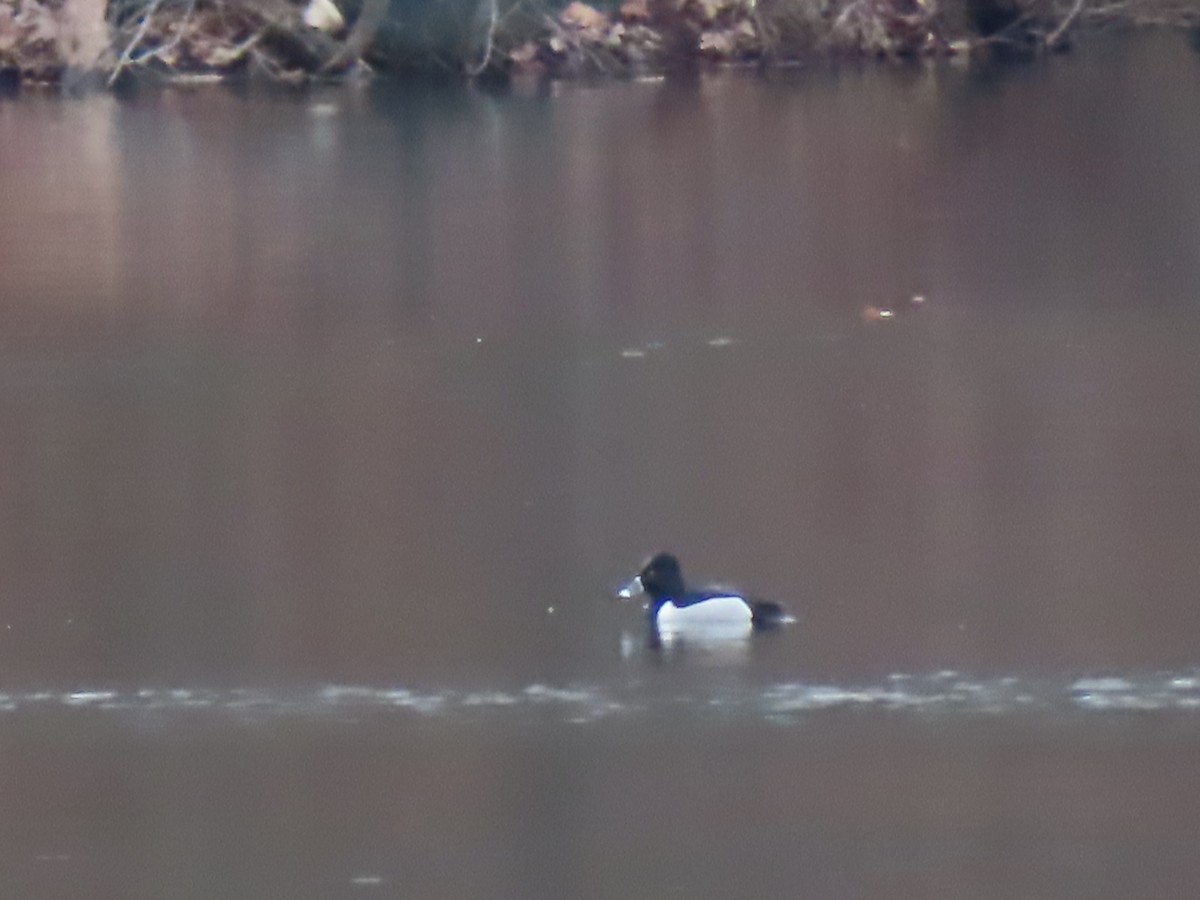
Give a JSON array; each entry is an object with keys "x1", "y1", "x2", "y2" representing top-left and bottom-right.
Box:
[{"x1": 656, "y1": 596, "x2": 752, "y2": 629}]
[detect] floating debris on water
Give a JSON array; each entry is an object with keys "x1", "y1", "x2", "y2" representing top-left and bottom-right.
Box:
[{"x1": 862, "y1": 294, "x2": 929, "y2": 324}]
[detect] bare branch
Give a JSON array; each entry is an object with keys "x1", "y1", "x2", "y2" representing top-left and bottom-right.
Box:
[
  {"x1": 466, "y1": 0, "x2": 499, "y2": 76},
  {"x1": 1045, "y1": 0, "x2": 1087, "y2": 48},
  {"x1": 108, "y1": 0, "x2": 168, "y2": 85},
  {"x1": 319, "y1": 0, "x2": 388, "y2": 73},
  {"x1": 142, "y1": 0, "x2": 196, "y2": 65}
]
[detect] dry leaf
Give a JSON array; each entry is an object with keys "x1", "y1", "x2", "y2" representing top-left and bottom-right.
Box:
[
  {"x1": 303, "y1": 0, "x2": 344, "y2": 34},
  {"x1": 619, "y1": 0, "x2": 651, "y2": 23},
  {"x1": 560, "y1": 1, "x2": 608, "y2": 31}
]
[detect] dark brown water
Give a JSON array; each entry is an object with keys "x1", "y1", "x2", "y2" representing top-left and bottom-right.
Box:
[{"x1": 3, "y1": 32, "x2": 1200, "y2": 899}]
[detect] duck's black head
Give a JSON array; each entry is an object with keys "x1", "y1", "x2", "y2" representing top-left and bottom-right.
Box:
[{"x1": 636, "y1": 552, "x2": 686, "y2": 600}]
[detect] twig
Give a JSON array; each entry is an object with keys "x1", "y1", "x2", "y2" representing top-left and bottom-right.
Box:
[
  {"x1": 108, "y1": 0, "x2": 167, "y2": 85},
  {"x1": 319, "y1": 0, "x2": 388, "y2": 73},
  {"x1": 142, "y1": 0, "x2": 196, "y2": 65},
  {"x1": 466, "y1": 0, "x2": 499, "y2": 76},
  {"x1": 545, "y1": 13, "x2": 622, "y2": 75},
  {"x1": 195, "y1": 31, "x2": 261, "y2": 70},
  {"x1": 750, "y1": 0, "x2": 779, "y2": 62},
  {"x1": 1045, "y1": 0, "x2": 1087, "y2": 48},
  {"x1": 967, "y1": 8, "x2": 1039, "y2": 47},
  {"x1": 1082, "y1": 0, "x2": 1198, "y2": 25},
  {"x1": 832, "y1": 0, "x2": 868, "y2": 32}
]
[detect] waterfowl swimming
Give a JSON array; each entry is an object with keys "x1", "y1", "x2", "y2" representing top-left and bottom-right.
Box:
[{"x1": 617, "y1": 553, "x2": 791, "y2": 642}]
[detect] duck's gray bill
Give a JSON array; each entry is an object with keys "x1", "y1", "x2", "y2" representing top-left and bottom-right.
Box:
[{"x1": 617, "y1": 576, "x2": 643, "y2": 600}]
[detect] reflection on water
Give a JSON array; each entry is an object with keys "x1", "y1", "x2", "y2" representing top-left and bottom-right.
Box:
[{"x1": 3, "y1": 30, "x2": 1200, "y2": 900}]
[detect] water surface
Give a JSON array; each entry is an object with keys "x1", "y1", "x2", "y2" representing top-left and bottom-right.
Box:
[{"x1": 2, "y1": 32, "x2": 1200, "y2": 899}]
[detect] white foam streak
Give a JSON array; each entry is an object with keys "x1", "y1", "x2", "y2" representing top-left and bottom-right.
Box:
[{"x1": 0, "y1": 671, "x2": 1196, "y2": 722}]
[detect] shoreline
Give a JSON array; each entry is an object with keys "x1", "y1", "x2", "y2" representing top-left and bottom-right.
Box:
[{"x1": 1, "y1": 0, "x2": 1197, "y2": 90}]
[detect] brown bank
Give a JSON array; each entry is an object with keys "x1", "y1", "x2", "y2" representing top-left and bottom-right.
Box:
[{"x1": 0, "y1": 0, "x2": 1196, "y2": 88}]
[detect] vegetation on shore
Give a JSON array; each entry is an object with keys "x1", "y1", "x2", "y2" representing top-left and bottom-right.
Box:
[{"x1": 1, "y1": 0, "x2": 1197, "y2": 88}]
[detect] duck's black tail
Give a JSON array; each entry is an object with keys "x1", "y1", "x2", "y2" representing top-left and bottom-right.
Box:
[{"x1": 750, "y1": 601, "x2": 794, "y2": 630}]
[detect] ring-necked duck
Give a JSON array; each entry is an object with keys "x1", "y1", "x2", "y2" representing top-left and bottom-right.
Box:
[{"x1": 617, "y1": 553, "x2": 792, "y2": 641}]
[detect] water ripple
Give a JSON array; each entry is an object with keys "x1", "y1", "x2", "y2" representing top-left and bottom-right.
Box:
[{"x1": 0, "y1": 671, "x2": 1197, "y2": 723}]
